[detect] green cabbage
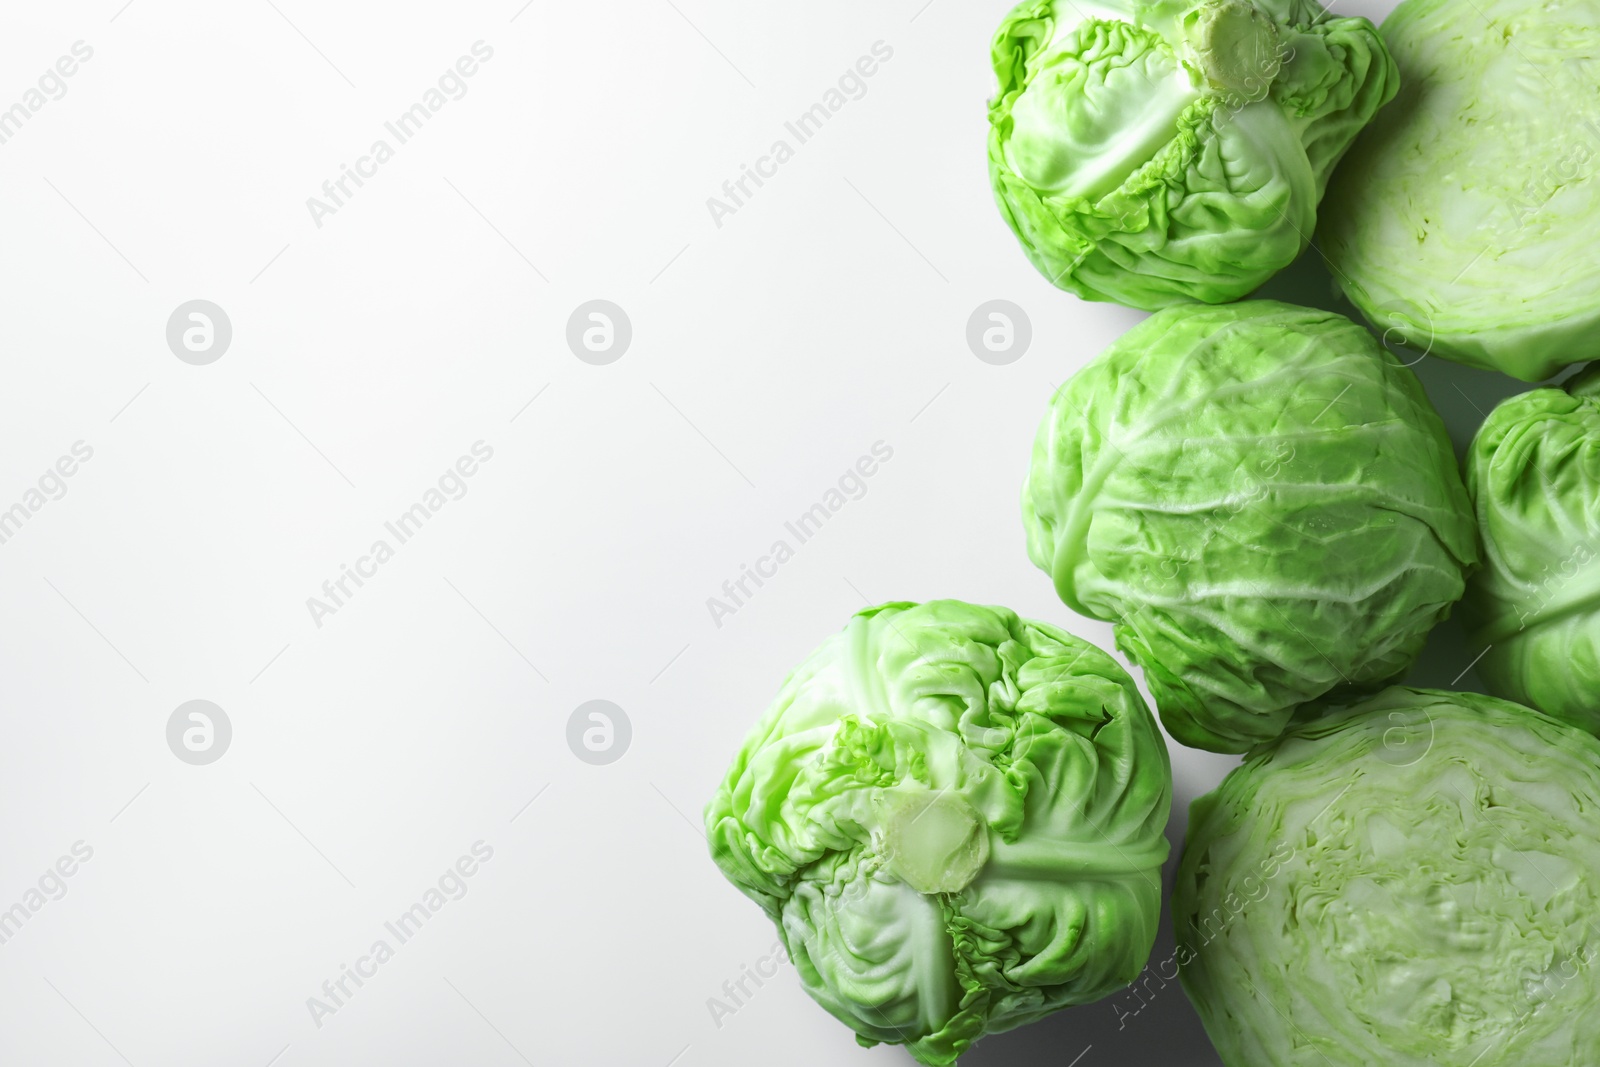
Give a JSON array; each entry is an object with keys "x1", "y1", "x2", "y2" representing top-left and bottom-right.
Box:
[
  {"x1": 1175, "y1": 687, "x2": 1600, "y2": 1066},
  {"x1": 1462, "y1": 366, "x2": 1600, "y2": 734},
  {"x1": 1319, "y1": 0, "x2": 1600, "y2": 381},
  {"x1": 1022, "y1": 300, "x2": 1479, "y2": 752},
  {"x1": 987, "y1": 0, "x2": 1397, "y2": 309},
  {"x1": 704, "y1": 600, "x2": 1171, "y2": 1065}
]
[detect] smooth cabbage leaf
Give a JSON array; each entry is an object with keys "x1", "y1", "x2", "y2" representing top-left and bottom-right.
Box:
[
  {"x1": 1022, "y1": 300, "x2": 1478, "y2": 752},
  {"x1": 988, "y1": 0, "x2": 1396, "y2": 308},
  {"x1": 705, "y1": 600, "x2": 1171, "y2": 1066},
  {"x1": 1319, "y1": 0, "x2": 1600, "y2": 380},
  {"x1": 1462, "y1": 365, "x2": 1600, "y2": 733},
  {"x1": 1176, "y1": 687, "x2": 1600, "y2": 1066}
]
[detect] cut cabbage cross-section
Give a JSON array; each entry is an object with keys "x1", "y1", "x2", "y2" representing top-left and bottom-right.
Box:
[
  {"x1": 1176, "y1": 687, "x2": 1600, "y2": 1066},
  {"x1": 1320, "y1": 0, "x2": 1600, "y2": 380}
]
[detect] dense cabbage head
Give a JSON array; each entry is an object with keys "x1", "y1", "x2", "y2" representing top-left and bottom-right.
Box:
[
  {"x1": 987, "y1": 0, "x2": 1396, "y2": 309},
  {"x1": 1022, "y1": 301, "x2": 1478, "y2": 752},
  {"x1": 1319, "y1": 0, "x2": 1600, "y2": 381},
  {"x1": 705, "y1": 601, "x2": 1171, "y2": 1066},
  {"x1": 1176, "y1": 687, "x2": 1600, "y2": 1066},
  {"x1": 1463, "y1": 366, "x2": 1600, "y2": 733}
]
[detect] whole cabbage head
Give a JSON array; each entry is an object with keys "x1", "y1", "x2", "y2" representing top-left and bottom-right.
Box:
[
  {"x1": 1462, "y1": 365, "x2": 1600, "y2": 734},
  {"x1": 1022, "y1": 300, "x2": 1479, "y2": 752},
  {"x1": 1176, "y1": 687, "x2": 1600, "y2": 1066},
  {"x1": 987, "y1": 0, "x2": 1397, "y2": 309},
  {"x1": 704, "y1": 600, "x2": 1171, "y2": 1066},
  {"x1": 1319, "y1": 0, "x2": 1600, "y2": 381}
]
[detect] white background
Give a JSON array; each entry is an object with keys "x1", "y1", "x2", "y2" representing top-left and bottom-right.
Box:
[{"x1": 0, "y1": 0, "x2": 1525, "y2": 1064}]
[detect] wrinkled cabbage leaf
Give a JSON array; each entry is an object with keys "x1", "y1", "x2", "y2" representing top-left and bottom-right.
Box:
[
  {"x1": 1022, "y1": 300, "x2": 1478, "y2": 752},
  {"x1": 988, "y1": 0, "x2": 1397, "y2": 308},
  {"x1": 1463, "y1": 365, "x2": 1600, "y2": 733},
  {"x1": 705, "y1": 600, "x2": 1171, "y2": 1065}
]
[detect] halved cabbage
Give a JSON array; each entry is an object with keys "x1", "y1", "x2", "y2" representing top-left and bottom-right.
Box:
[
  {"x1": 1177, "y1": 687, "x2": 1600, "y2": 1066},
  {"x1": 1320, "y1": 0, "x2": 1600, "y2": 380}
]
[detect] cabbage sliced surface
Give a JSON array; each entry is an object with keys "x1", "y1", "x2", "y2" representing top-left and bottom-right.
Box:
[
  {"x1": 1320, "y1": 0, "x2": 1600, "y2": 380},
  {"x1": 1177, "y1": 687, "x2": 1600, "y2": 1066}
]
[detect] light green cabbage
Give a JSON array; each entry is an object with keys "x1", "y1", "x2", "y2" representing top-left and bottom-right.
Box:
[
  {"x1": 987, "y1": 0, "x2": 1397, "y2": 309},
  {"x1": 705, "y1": 600, "x2": 1171, "y2": 1066},
  {"x1": 1176, "y1": 687, "x2": 1600, "y2": 1066},
  {"x1": 1462, "y1": 366, "x2": 1600, "y2": 733},
  {"x1": 1022, "y1": 300, "x2": 1478, "y2": 753},
  {"x1": 1319, "y1": 0, "x2": 1600, "y2": 381}
]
